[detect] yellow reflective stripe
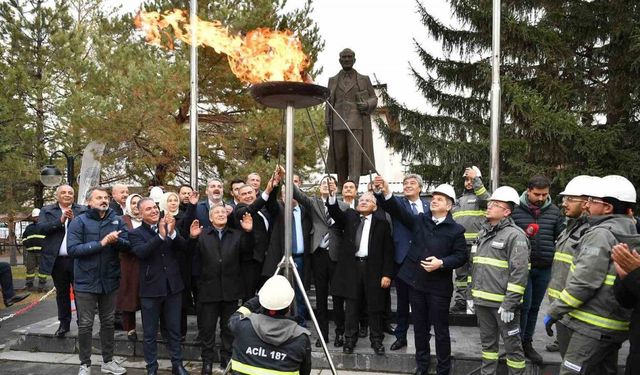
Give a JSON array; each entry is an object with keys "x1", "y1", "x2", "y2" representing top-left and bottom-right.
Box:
[
  {"x1": 547, "y1": 288, "x2": 561, "y2": 299},
  {"x1": 473, "y1": 256, "x2": 508, "y2": 268},
  {"x1": 603, "y1": 274, "x2": 616, "y2": 286},
  {"x1": 25, "y1": 273, "x2": 36, "y2": 277},
  {"x1": 553, "y1": 251, "x2": 573, "y2": 264},
  {"x1": 568, "y1": 309, "x2": 629, "y2": 331},
  {"x1": 569, "y1": 263, "x2": 576, "y2": 272},
  {"x1": 464, "y1": 232, "x2": 479, "y2": 239},
  {"x1": 467, "y1": 276, "x2": 472, "y2": 283},
  {"x1": 237, "y1": 306, "x2": 251, "y2": 317},
  {"x1": 506, "y1": 358, "x2": 526, "y2": 369},
  {"x1": 231, "y1": 359, "x2": 299, "y2": 375},
  {"x1": 452, "y1": 210, "x2": 486, "y2": 219},
  {"x1": 26, "y1": 246, "x2": 42, "y2": 251},
  {"x1": 560, "y1": 290, "x2": 582, "y2": 308},
  {"x1": 25, "y1": 234, "x2": 46, "y2": 239},
  {"x1": 472, "y1": 289, "x2": 505, "y2": 302},
  {"x1": 507, "y1": 283, "x2": 525, "y2": 295},
  {"x1": 482, "y1": 351, "x2": 499, "y2": 360},
  {"x1": 475, "y1": 187, "x2": 487, "y2": 196},
  {"x1": 455, "y1": 281, "x2": 468, "y2": 287}
]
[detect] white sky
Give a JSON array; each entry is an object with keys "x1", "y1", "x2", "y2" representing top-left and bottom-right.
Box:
[{"x1": 107, "y1": 0, "x2": 454, "y2": 110}]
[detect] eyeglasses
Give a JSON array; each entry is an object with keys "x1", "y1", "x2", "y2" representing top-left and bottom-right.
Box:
[
  {"x1": 562, "y1": 196, "x2": 587, "y2": 204},
  {"x1": 487, "y1": 201, "x2": 509, "y2": 210},
  {"x1": 587, "y1": 197, "x2": 611, "y2": 206}
]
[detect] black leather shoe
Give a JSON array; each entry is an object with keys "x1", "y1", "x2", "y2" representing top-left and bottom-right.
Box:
[
  {"x1": 372, "y1": 343, "x2": 385, "y2": 355},
  {"x1": 54, "y1": 325, "x2": 69, "y2": 338},
  {"x1": 334, "y1": 334, "x2": 344, "y2": 347},
  {"x1": 201, "y1": 362, "x2": 212, "y2": 375},
  {"x1": 172, "y1": 365, "x2": 190, "y2": 375},
  {"x1": 358, "y1": 326, "x2": 368, "y2": 338},
  {"x1": 342, "y1": 345, "x2": 354, "y2": 354},
  {"x1": 383, "y1": 323, "x2": 395, "y2": 335},
  {"x1": 390, "y1": 339, "x2": 407, "y2": 351},
  {"x1": 4, "y1": 292, "x2": 30, "y2": 307}
]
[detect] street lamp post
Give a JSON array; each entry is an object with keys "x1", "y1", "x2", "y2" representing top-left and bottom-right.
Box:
[{"x1": 40, "y1": 150, "x2": 78, "y2": 187}]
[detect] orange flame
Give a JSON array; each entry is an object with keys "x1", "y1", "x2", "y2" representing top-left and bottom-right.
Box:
[{"x1": 134, "y1": 9, "x2": 310, "y2": 84}]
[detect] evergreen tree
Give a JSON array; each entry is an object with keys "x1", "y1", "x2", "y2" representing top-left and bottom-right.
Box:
[{"x1": 378, "y1": 0, "x2": 640, "y2": 194}]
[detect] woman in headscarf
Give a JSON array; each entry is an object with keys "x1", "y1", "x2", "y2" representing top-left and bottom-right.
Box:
[
  {"x1": 160, "y1": 192, "x2": 180, "y2": 218},
  {"x1": 117, "y1": 193, "x2": 143, "y2": 341}
]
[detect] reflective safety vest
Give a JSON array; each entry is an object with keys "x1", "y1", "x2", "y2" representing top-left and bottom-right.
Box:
[
  {"x1": 470, "y1": 216, "x2": 530, "y2": 311},
  {"x1": 548, "y1": 215, "x2": 640, "y2": 342},
  {"x1": 547, "y1": 216, "x2": 589, "y2": 302},
  {"x1": 22, "y1": 223, "x2": 44, "y2": 251},
  {"x1": 452, "y1": 177, "x2": 490, "y2": 246}
]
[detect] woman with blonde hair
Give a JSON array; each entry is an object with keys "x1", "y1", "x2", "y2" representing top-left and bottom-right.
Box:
[{"x1": 117, "y1": 193, "x2": 143, "y2": 341}]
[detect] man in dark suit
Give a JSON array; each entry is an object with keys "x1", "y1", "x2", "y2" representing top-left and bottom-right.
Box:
[
  {"x1": 375, "y1": 176, "x2": 467, "y2": 375},
  {"x1": 37, "y1": 184, "x2": 86, "y2": 337},
  {"x1": 189, "y1": 205, "x2": 254, "y2": 374},
  {"x1": 387, "y1": 174, "x2": 431, "y2": 351},
  {"x1": 195, "y1": 178, "x2": 229, "y2": 228},
  {"x1": 326, "y1": 188, "x2": 394, "y2": 355},
  {"x1": 293, "y1": 175, "x2": 348, "y2": 348},
  {"x1": 109, "y1": 184, "x2": 129, "y2": 216},
  {"x1": 227, "y1": 178, "x2": 246, "y2": 208},
  {"x1": 129, "y1": 197, "x2": 189, "y2": 375},
  {"x1": 234, "y1": 175, "x2": 280, "y2": 300},
  {"x1": 325, "y1": 48, "x2": 378, "y2": 186},
  {"x1": 262, "y1": 183, "x2": 313, "y2": 323}
]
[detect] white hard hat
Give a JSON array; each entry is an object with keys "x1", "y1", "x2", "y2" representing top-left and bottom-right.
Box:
[
  {"x1": 560, "y1": 175, "x2": 593, "y2": 196},
  {"x1": 489, "y1": 186, "x2": 520, "y2": 206},
  {"x1": 580, "y1": 176, "x2": 605, "y2": 198},
  {"x1": 258, "y1": 275, "x2": 295, "y2": 310},
  {"x1": 433, "y1": 183, "x2": 456, "y2": 203},
  {"x1": 463, "y1": 166, "x2": 482, "y2": 178},
  {"x1": 149, "y1": 186, "x2": 164, "y2": 203},
  {"x1": 602, "y1": 175, "x2": 636, "y2": 203},
  {"x1": 31, "y1": 208, "x2": 40, "y2": 217}
]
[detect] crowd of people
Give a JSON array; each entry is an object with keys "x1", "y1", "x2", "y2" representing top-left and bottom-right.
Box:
[{"x1": 15, "y1": 165, "x2": 640, "y2": 375}]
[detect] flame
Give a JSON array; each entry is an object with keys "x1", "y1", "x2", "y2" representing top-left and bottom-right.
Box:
[{"x1": 134, "y1": 9, "x2": 311, "y2": 84}]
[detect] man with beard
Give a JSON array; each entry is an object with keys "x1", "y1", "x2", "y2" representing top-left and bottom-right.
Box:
[
  {"x1": 67, "y1": 187, "x2": 129, "y2": 375},
  {"x1": 196, "y1": 178, "x2": 230, "y2": 229},
  {"x1": 512, "y1": 175, "x2": 564, "y2": 364},
  {"x1": 38, "y1": 184, "x2": 86, "y2": 337}
]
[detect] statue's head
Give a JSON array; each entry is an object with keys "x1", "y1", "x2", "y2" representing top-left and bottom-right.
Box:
[{"x1": 339, "y1": 48, "x2": 356, "y2": 71}]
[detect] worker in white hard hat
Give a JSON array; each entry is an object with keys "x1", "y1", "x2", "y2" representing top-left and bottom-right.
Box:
[
  {"x1": 546, "y1": 175, "x2": 640, "y2": 375},
  {"x1": 22, "y1": 207, "x2": 47, "y2": 292},
  {"x1": 471, "y1": 186, "x2": 529, "y2": 374},
  {"x1": 228, "y1": 275, "x2": 311, "y2": 375},
  {"x1": 373, "y1": 175, "x2": 466, "y2": 375},
  {"x1": 544, "y1": 176, "x2": 598, "y2": 354},
  {"x1": 451, "y1": 165, "x2": 491, "y2": 314}
]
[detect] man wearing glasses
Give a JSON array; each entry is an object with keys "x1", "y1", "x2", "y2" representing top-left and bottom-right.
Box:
[
  {"x1": 471, "y1": 186, "x2": 529, "y2": 374},
  {"x1": 545, "y1": 176, "x2": 597, "y2": 353},
  {"x1": 545, "y1": 175, "x2": 640, "y2": 375}
]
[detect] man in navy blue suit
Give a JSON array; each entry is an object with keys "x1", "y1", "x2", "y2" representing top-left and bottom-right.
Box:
[{"x1": 129, "y1": 197, "x2": 189, "y2": 375}]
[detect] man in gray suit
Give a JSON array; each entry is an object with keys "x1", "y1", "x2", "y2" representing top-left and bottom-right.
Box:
[
  {"x1": 326, "y1": 48, "x2": 378, "y2": 187},
  {"x1": 293, "y1": 175, "x2": 348, "y2": 348}
]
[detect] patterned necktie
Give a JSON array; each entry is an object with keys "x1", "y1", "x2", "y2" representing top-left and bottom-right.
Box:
[
  {"x1": 320, "y1": 207, "x2": 332, "y2": 249},
  {"x1": 411, "y1": 202, "x2": 418, "y2": 215},
  {"x1": 151, "y1": 224, "x2": 158, "y2": 234}
]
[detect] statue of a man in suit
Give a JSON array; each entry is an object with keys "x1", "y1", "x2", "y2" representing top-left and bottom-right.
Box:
[{"x1": 326, "y1": 48, "x2": 378, "y2": 187}]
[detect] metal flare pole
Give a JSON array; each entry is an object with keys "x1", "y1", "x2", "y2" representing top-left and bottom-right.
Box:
[
  {"x1": 189, "y1": 0, "x2": 199, "y2": 189},
  {"x1": 284, "y1": 104, "x2": 295, "y2": 279},
  {"x1": 489, "y1": 0, "x2": 501, "y2": 191}
]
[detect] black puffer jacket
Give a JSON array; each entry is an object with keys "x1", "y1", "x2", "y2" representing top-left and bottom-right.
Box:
[{"x1": 512, "y1": 192, "x2": 565, "y2": 268}]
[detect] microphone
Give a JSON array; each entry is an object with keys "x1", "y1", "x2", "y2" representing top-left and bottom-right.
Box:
[{"x1": 526, "y1": 223, "x2": 539, "y2": 237}]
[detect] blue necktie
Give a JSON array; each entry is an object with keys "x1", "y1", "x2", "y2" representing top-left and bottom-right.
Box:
[{"x1": 411, "y1": 202, "x2": 418, "y2": 215}]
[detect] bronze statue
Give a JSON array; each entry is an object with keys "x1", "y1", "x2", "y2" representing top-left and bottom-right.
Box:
[{"x1": 325, "y1": 48, "x2": 377, "y2": 187}]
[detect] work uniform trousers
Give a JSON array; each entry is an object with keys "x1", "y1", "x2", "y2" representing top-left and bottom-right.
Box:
[
  {"x1": 25, "y1": 250, "x2": 46, "y2": 286},
  {"x1": 198, "y1": 300, "x2": 238, "y2": 367},
  {"x1": 51, "y1": 256, "x2": 74, "y2": 330},
  {"x1": 75, "y1": 289, "x2": 118, "y2": 366},
  {"x1": 452, "y1": 246, "x2": 471, "y2": 308},
  {"x1": 476, "y1": 305, "x2": 526, "y2": 375},
  {"x1": 345, "y1": 260, "x2": 383, "y2": 346},
  {"x1": 559, "y1": 327, "x2": 620, "y2": 375},
  {"x1": 141, "y1": 291, "x2": 183, "y2": 371},
  {"x1": 409, "y1": 287, "x2": 452, "y2": 375}
]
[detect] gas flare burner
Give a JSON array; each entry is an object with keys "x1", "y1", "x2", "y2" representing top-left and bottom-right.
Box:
[{"x1": 250, "y1": 81, "x2": 329, "y2": 109}]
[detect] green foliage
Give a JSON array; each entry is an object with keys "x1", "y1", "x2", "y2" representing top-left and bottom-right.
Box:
[{"x1": 378, "y1": 0, "x2": 640, "y2": 196}]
